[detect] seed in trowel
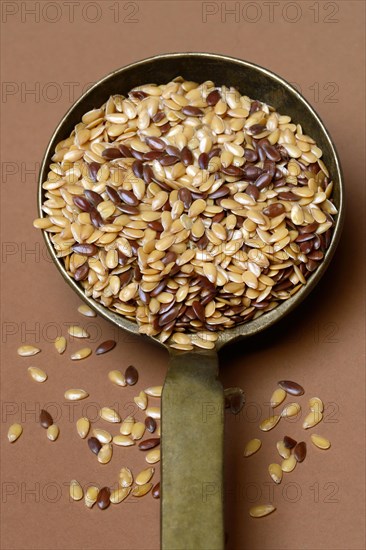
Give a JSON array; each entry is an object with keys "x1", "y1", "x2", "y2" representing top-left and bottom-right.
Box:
[
  {"x1": 249, "y1": 504, "x2": 276, "y2": 518},
  {"x1": 278, "y1": 380, "x2": 304, "y2": 396},
  {"x1": 244, "y1": 438, "x2": 262, "y2": 457},
  {"x1": 8, "y1": 423, "x2": 23, "y2": 443},
  {"x1": 310, "y1": 434, "x2": 331, "y2": 450},
  {"x1": 95, "y1": 340, "x2": 116, "y2": 355},
  {"x1": 270, "y1": 388, "x2": 286, "y2": 408},
  {"x1": 40, "y1": 409, "x2": 53, "y2": 428},
  {"x1": 259, "y1": 415, "x2": 280, "y2": 432},
  {"x1": 268, "y1": 463, "x2": 283, "y2": 484},
  {"x1": 294, "y1": 441, "x2": 307, "y2": 462}
]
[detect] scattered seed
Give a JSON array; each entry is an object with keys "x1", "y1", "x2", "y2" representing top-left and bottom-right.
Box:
[
  {"x1": 113, "y1": 435, "x2": 135, "y2": 447},
  {"x1": 132, "y1": 483, "x2": 153, "y2": 497},
  {"x1": 71, "y1": 348, "x2": 92, "y2": 361},
  {"x1": 68, "y1": 325, "x2": 90, "y2": 338},
  {"x1": 119, "y1": 467, "x2": 133, "y2": 488},
  {"x1": 145, "y1": 416, "x2": 157, "y2": 433},
  {"x1": 120, "y1": 415, "x2": 135, "y2": 435},
  {"x1": 54, "y1": 336, "x2": 67, "y2": 354},
  {"x1": 145, "y1": 386, "x2": 162, "y2": 397},
  {"x1": 47, "y1": 424, "x2": 59, "y2": 441},
  {"x1": 134, "y1": 391, "x2": 147, "y2": 410},
  {"x1": 17, "y1": 345, "x2": 40, "y2": 357},
  {"x1": 97, "y1": 443, "x2": 113, "y2": 464},
  {"x1": 244, "y1": 438, "x2": 262, "y2": 457},
  {"x1": 152, "y1": 481, "x2": 160, "y2": 499},
  {"x1": 110, "y1": 487, "x2": 131, "y2": 504},
  {"x1": 70, "y1": 480, "x2": 83, "y2": 501},
  {"x1": 93, "y1": 428, "x2": 112, "y2": 444},
  {"x1": 259, "y1": 415, "x2": 280, "y2": 432},
  {"x1": 310, "y1": 434, "x2": 331, "y2": 450},
  {"x1": 249, "y1": 504, "x2": 276, "y2": 518},
  {"x1": 136, "y1": 467, "x2": 154, "y2": 485},
  {"x1": 281, "y1": 402, "x2": 301, "y2": 418},
  {"x1": 268, "y1": 463, "x2": 283, "y2": 484},
  {"x1": 278, "y1": 380, "x2": 304, "y2": 396},
  {"x1": 96, "y1": 340, "x2": 116, "y2": 355},
  {"x1": 108, "y1": 370, "x2": 126, "y2": 386},
  {"x1": 40, "y1": 409, "x2": 53, "y2": 428},
  {"x1": 224, "y1": 387, "x2": 245, "y2": 414},
  {"x1": 309, "y1": 397, "x2": 324, "y2": 413},
  {"x1": 281, "y1": 455, "x2": 297, "y2": 472},
  {"x1": 138, "y1": 438, "x2": 160, "y2": 451},
  {"x1": 76, "y1": 417, "x2": 90, "y2": 439},
  {"x1": 145, "y1": 407, "x2": 160, "y2": 419},
  {"x1": 276, "y1": 440, "x2": 290, "y2": 459},
  {"x1": 96, "y1": 487, "x2": 111, "y2": 509},
  {"x1": 125, "y1": 365, "x2": 139, "y2": 385},
  {"x1": 100, "y1": 407, "x2": 121, "y2": 423},
  {"x1": 294, "y1": 441, "x2": 307, "y2": 462},
  {"x1": 303, "y1": 410, "x2": 323, "y2": 429},
  {"x1": 8, "y1": 423, "x2": 23, "y2": 443},
  {"x1": 270, "y1": 388, "x2": 286, "y2": 408},
  {"x1": 145, "y1": 448, "x2": 160, "y2": 464},
  {"x1": 64, "y1": 389, "x2": 89, "y2": 401},
  {"x1": 131, "y1": 422, "x2": 146, "y2": 440},
  {"x1": 88, "y1": 437, "x2": 102, "y2": 455},
  {"x1": 283, "y1": 435, "x2": 297, "y2": 449},
  {"x1": 85, "y1": 486, "x2": 99, "y2": 508},
  {"x1": 77, "y1": 304, "x2": 96, "y2": 317},
  {"x1": 27, "y1": 366, "x2": 47, "y2": 383}
]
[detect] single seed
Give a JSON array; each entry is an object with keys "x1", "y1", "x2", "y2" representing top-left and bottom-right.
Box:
[
  {"x1": 303, "y1": 410, "x2": 323, "y2": 429},
  {"x1": 68, "y1": 325, "x2": 90, "y2": 338},
  {"x1": 47, "y1": 424, "x2": 59, "y2": 441},
  {"x1": 278, "y1": 380, "x2": 304, "y2": 396},
  {"x1": 134, "y1": 391, "x2": 147, "y2": 410},
  {"x1": 100, "y1": 407, "x2": 121, "y2": 423},
  {"x1": 96, "y1": 487, "x2": 111, "y2": 509},
  {"x1": 113, "y1": 435, "x2": 135, "y2": 446},
  {"x1": 152, "y1": 481, "x2": 160, "y2": 499},
  {"x1": 309, "y1": 397, "x2": 324, "y2": 413},
  {"x1": 145, "y1": 416, "x2": 157, "y2": 433},
  {"x1": 54, "y1": 336, "x2": 67, "y2": 354},
  {"x1": 8, "y1": 423, "x2": 23, "y2": 443},
  {"x1": 310, "y1": 434, "x2": 331, "y2": 450},
  {"x1": 270, "y1": 388, "x2": 286, "y2": 408},
  {"x1": 64, "y1": 388, "x2": 89, "y2": 401},
  {"x1": 244, "y1": 438, "x2": 262, "y2": 457},
  {"x1": 77, "y1": 304, "x2": 96, "y2": 317},
  {"x1": 259, "y1": 415, "x2": 280, "y2": 432},
  {"x1": 76, "y1": 417, "x2": 90, "y2": 439},
  {"x1": 281, "y1": 402, "x2": 301, "y2": 418},
  {"x1": 136, "y1": 467, "x2": 154, "y2": 485},
  {"x1": 145, "y1": 448, "x2": 160, "y2": 464},
  {"x1": 138, "y1": 438, "x2": 160, "y2": 451},
  {"x1": 249, "y1": 504, "x2": 276, "y2": 518},
  {"x1": 97, "y1": 443, "x2": 113, "y2": 464},
  {"x1": 283, "y1": 435, "x2": 297, "y2": 449},
  {"x1": 93, "y1": 428, "x2": 112, "y2": 444},
  {"x1": 70, "y1": 480, "x2": 83, "y2": 501},
  {"x1": 88, "y1": 437, "x2": 102, "y2": 455},
  {"x1": 125, "y1": 365, "x2": 139, "y2": 385},
  {"x1": 145, "y1": 406, "x2": 160, "y2": 419},
  {"x1": 95, "y1": 340, "x2": 116, "y2": 355},
  {"x1": 108, "y1": 369, "x2": 126, "y2": 387},
  {"x1": 40, "y1": 409, "x2": 53, "y2": 428},
  {"x1": 119, "y1": 467, "x2": 133, "y2": 488},
  {"x1": 17, "y1": 345, "x2": 40, "y2": 357},
  {"x1": 268, "y1": 463, "x2": 282, "y2": 484},
  {"x1": 71, "y1": 348, "x2": 92, "y2": 361},
  {"x1": 145, "y1": 386, "x2": 162, "y2": 397},
  {"x1": 294, "y1": 441, "x2": 307, "y2": 462},
  {"x1": 28, "y1": 366, "x2": 47, "y2": 383},
  {"x1": 110, "y1": 487, "x2": 131, "y2": 504},
  {"x1": 131, "y1": 422, "x2": 146, "y2": 440},
  {"x1": 276, "y1": 440, "x2": 290, "y2": 459},
  {"x1": 84, "y1": 486, "x2": 98, "y2": 508},
  {"x1": 120, "y1": 415, "x2": 135, "y2": 435},
  {"x1": 281, "y1": 455, "x2": 297, "y2": 472},
  {"x1": 132, "y1": 483, "x2": 153, "y2": 497}
]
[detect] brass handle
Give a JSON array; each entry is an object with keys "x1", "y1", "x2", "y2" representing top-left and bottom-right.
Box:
[{"x1": 161, "y1": 350, "x2": 224, "y2": 550}]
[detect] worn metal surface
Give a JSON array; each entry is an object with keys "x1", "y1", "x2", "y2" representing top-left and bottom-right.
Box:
[{"x1": 38, "y1": 53, "x2": 345, "y2": 550}]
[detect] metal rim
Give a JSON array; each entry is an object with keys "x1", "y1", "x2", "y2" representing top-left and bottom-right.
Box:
[{"x1": 38, "y1": 52, "x2": 345, "y2": 350}]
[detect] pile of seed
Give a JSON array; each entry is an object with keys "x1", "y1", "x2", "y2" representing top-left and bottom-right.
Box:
[
  {"x1": 10, "y1": 304, "x2": 162, "y2": 508},
  {"x1": 243, "y1": 380, "x2": 331, "y2": 518},
  {"x1": 34, "y1": 78, "x2": 337, "y2": 350}
]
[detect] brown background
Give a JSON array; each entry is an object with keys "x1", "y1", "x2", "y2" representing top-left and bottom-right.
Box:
[{"x1": 1, "y1": 1, "x2": 365, "y2": 549}]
